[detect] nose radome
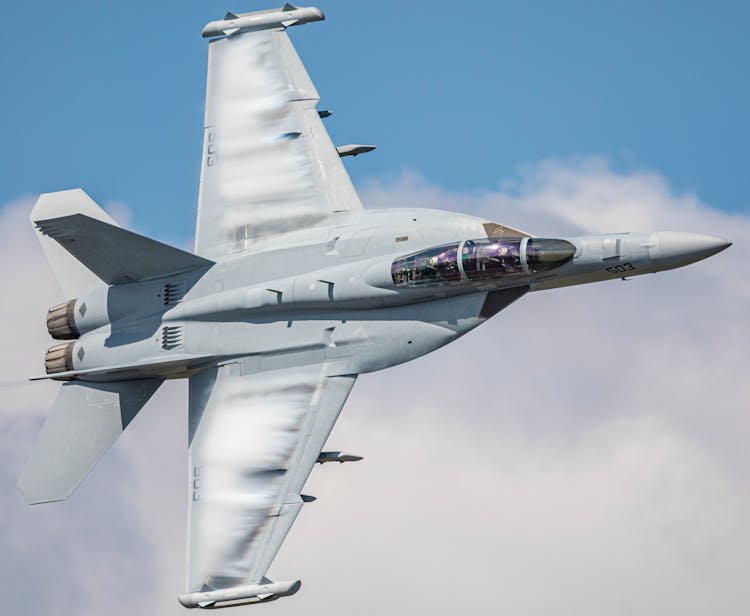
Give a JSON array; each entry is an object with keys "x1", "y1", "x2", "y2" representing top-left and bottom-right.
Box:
[{"x1": 651, "y1": 232, "x2": 732, "y2": 269}]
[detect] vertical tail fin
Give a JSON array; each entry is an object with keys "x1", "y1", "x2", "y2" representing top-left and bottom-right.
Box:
[
  {"x1": 30, "y1": 189, "x2": 119, "y2": 297},
  {"x1": 18, "y1": 379, "x2": 162, "y2": 504}
]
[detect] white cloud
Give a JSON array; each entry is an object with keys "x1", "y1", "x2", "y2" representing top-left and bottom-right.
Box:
[
  {"x1": 103, "y1": 200, "x2": 132, "y2": 228},
  {"x1": 1, "y1": 158, "x2": 748, "y2": 615}
]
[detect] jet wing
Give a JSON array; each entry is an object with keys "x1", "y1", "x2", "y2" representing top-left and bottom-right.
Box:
[
  {"x1": 186, "y1": 361, "x2": 356, "y2": 599},
  {"x1": 195, "y1": 22, "x2": 364, "y2": 259}
]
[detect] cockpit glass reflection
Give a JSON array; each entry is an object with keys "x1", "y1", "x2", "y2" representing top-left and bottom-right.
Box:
[
  {"x1": 391, "y1": 243, "x2": 461, "y2": 287},
  {"x1": 461, "y1": 239, "x2": 523, "y2": 281},
  {"x1": 392, "y1": 239, "x2": 526, "y2": 287},
  {"x1": 525, "y1": 238, "x2": 576, "y2": 272},
  {"x1": 391, "y1": 237, "x2": 576, "y2": 288}
]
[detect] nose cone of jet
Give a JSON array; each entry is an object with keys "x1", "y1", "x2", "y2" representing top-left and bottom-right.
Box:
[{"x1": 651, "y1": 232, "x2": 732, "y2": 270}]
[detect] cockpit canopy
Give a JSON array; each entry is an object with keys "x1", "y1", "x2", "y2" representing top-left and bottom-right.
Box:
[{"x1": 391, "y1": 238, "x2": 576, "y2": 287}]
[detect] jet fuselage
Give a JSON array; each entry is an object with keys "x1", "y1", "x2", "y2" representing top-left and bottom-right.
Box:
[{"x1": 42, "y1": 207, "x2": 729, "y2": 383}]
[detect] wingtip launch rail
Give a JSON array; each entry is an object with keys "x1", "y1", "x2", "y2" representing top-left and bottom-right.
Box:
[
  {"x1": 202, "y1": 4, "x2": 324, "y2": 38},
  {"x1": 178, "y1": 579, "x2": 301, "y2": 609}
]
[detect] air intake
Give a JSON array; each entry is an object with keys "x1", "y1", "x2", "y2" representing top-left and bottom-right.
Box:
[{"x1": 46, "y1": 300, "x2": 79, "y2": 340}]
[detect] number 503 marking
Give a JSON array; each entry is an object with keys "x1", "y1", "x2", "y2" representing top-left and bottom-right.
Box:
[{"x1": 606, "y1": 262, "x2": 636, "y2": 274}]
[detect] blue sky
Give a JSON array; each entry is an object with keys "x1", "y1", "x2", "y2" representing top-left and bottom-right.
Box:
[
  {"x1": 0, "y1": 0, "x2": 747, "y2": 243},
  {"x1": 0, "y1": 0, "x2": 750, "y2": 240}
]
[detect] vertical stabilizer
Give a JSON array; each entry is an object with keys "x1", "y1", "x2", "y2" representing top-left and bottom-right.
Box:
[
  {"x1": 19, "y1": 379, "x2": 162, "y2": 504},
  {"x1": 30, "y1": 189, "x2": 119, "y2": 297}
]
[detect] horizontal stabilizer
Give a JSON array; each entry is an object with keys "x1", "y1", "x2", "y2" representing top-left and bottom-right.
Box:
[
  {"x1": 34, "y1": 213, "x2": 214, "y2": 285},
  {"x1": 29, "y1": 352, "x2": 218, "y2": 382},
  {"x1": 18, "y1": 379, "x2": 162, "y2": 504},
  {"x1": 31, "y1": 189, "x2": 119, "y2": 296}
]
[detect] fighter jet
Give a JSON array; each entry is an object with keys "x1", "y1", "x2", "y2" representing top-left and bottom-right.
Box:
[{"x1": 20, "y1": 4, "x2": 731, "y2": 610}]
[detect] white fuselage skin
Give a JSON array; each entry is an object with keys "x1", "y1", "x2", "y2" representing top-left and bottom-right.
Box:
[{"x1": 56, "y1": 208, "x2": 729, "y2": 383}]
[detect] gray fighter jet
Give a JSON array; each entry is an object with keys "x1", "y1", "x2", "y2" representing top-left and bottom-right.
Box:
[{"x1": 20, "y1": 4, "x2": 731, "y2": 610}]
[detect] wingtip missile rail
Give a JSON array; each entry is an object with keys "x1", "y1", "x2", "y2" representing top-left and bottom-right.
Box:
[
  {"x1": 202, "y1": 5, "x2": 324, "y2": 38},
  {"x1": 178, "y1": 580, "x2": 302, "y2": 609}
]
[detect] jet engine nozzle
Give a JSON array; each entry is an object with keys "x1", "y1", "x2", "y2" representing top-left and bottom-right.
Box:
[
  {"x1": 44, "y1": 342, "x2": 74, "y2": 375},
  {"x1": 525, "y1": 238, "x2": 577, "y2": 273},
  {"x1": 46, "y1": 300, "x2": 79, "y2": 340}
]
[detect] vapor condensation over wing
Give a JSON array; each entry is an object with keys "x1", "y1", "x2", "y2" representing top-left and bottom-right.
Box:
[
  {"x1": 190, "y1": 369, "x2": 319, "y2": 586},
  {"x1": 211, "y1": 32, "x2": 325, "y2": 239}
]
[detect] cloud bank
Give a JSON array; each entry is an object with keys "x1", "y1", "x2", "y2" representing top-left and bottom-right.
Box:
[{"x1": 0, "y1": 157, "x2": 747, "y2": 615}]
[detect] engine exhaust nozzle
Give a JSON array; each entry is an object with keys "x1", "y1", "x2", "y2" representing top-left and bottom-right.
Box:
[
  {"x1": 47, "y1": 300, "x2": 79, "y2": 340},
  {"x1": 44, "y1": 342, "x2": 74, "y2": 375}
]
